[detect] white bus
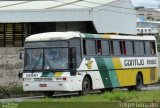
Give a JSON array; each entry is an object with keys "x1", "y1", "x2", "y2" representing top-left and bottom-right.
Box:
[{"x1": 23, "y1": 32, "x2": 158, "y2": 96}]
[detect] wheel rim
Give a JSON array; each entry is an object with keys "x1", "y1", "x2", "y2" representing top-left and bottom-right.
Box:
[
  {"x1": 82, "y1": 78, "x2": 90, "y2": 94},
  {"x1": 137, "y1": 75, "x2": 142, "y2": 90}
]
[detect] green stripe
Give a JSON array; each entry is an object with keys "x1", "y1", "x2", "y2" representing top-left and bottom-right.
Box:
[
  {"x1": 41, "y1": 72, "x2": 54, "y2": 77},
  {"x1": 95, "y1": 58, "x2": 120, "y2": 88},
  {"x1": 84, "y1": 34, "x2": 101, "y2": 38},
  {"x1": 103, "y1": 58, "x2": 119, "y2": 87},
  {"x1": 95, "y1": 58, "x2": 112, "y2": 88}
]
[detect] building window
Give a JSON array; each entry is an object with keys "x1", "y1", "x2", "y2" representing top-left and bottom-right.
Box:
[{"x1": 0, "y1": 23, "x2": 30, "y2": 47}]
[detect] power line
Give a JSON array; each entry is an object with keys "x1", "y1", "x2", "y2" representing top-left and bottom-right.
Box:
[
  {"x1": 46, "y1": 0, "x2": 160, "y2": 17},
  {"x1": 0, "y1": 1, "x2": 32, "y2": 9},
  {"x1": 0, "y1": 0, "x2": 159, "y2": 17},
  {"x1": 46, "y1": 0, "x2": 89, "y2": 9},
  {"x1": 83, "y1": 0, "x2": 160, "y2": 15}
]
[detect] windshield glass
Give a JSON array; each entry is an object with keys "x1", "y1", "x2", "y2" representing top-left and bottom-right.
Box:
[
  {"x1": 25, "y1": 49, "x2": 43, "y2": 70},
  {"x1": 44, "y1": 48, "x2": 68, "y2": 70},
  {"x1": 24, "y1": 48, "x2": 68, "y2": 70}
]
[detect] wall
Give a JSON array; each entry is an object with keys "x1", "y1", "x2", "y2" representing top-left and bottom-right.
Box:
[{"x1": 0, "y1": 47, "x2": 23, "y2": 85}]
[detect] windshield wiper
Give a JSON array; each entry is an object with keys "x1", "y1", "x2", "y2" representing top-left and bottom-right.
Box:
[{"x1": 31, "y1": 54, "x2": 42, "y2": 73}]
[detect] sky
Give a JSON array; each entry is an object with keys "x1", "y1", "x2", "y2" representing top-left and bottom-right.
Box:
[{"x1": 131, "y1": 0, "x2": 160, "y2": 8}]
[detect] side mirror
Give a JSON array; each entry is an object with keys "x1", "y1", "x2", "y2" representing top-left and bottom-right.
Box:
[
  {"x1": 20, "y1": 53, "x2": 22, "y2": 59},
  {"x1": 18, "y1": 71, "x2": 23, "y2": 79}
]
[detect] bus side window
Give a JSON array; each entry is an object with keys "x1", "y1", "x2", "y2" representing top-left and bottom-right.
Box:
[
  {"x1": 145, "y1": 41, "x2": 151, "y2": 55},
  {"x1": 83, "y1": 39, "x2": 86, "y2": 55},
  {"x1": 86, "y1": 39, "x2": 96, "y2": 55},
  {"x1": 132, "y1": 41, "x2": 135, "y2": 55},
  {"x1": 139, "y1": 41, "x2": 145, "y2": 55},
  {"x1": 109, "y1": 41, "x2": 114, "y2": 55},
  {"x1": 150, "y1": 42, "x2": 156, "y2": 55},
  {"x1": 101, "y1": 40, "x2": 109, "y2": 55},
  {"x1": 134, "y1": 41, "x2": 141, "y2": 55},
  {"x1": 96, "y1": 40, "x2": 102, "y2": 55},
  {"x1": 119, "y1": 41, "x2": 126, "y2": 55},
  {"x1": 126, "y1": 41, "x2": 133, "y2": 55},
  {"x1": 143, "y1": 41, "x2": 146, "y2": 54}
]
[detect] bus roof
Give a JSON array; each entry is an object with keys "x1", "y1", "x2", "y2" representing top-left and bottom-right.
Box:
[{"x1": 25, "y1": 32, "x2": 156, "y2": 42}]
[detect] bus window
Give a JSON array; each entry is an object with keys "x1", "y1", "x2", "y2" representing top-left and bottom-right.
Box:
[
  {"x1": 86, "y1": 40, "x2": 96, "y2": 55},
  {"x1": 126, "y1": 41, "x2": 133, "y2": 55},
  {"x1": 132, "y1": 41, "x2": 135, "y2": 54},
  {"x1": 119, "y1": 41, "x2": 123, "y2": 54},
  {"x1": 119, "y1": 41, "x2": 126, "y2": 55},
  {"x1": 145, "y1": 41, "x2": 151, "y2": 55},
  {"x1": 143, "y1": 41, "x2": 146, "y2": 54},
  {"x1": 134, "y1": 41, "x2": 140, "y2": 55},
  {"x1": 139, "y1": 41, "x2": 145, "y2": 55},
  {"x1": 101, "y1": 40, "x2": 109, "y2": 55},
  {"x1": 113, "y1": 41, "x2": 120, "y2": 56},
  {"x1": 96, "y1": 40, "x2": 102, "y2": 55},
  {"x1": 134, "y1": 41, "x2": 145, "y2": 56},
  {"x1": 109, "y1": 41, "x2": 114, "y2": 55},
  {"x1": 150, "y1": 42, "x2": 156, "y2": 55}
]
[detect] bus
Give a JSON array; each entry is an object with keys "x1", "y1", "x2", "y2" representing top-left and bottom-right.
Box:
[{"x1": 22, "y1": 32, "x2": 158, "y2": 96}]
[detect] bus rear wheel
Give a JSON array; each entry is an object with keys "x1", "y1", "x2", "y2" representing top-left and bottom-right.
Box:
[
  {"x1": 79, "y1": 76, "x2": 91, "y2": 95},
  {"x1": 135, "y1": 74, "x2": 143, "y2": 91},
  {"x1": 128, "y1": 74, "x2": 143, "y2": 91}
]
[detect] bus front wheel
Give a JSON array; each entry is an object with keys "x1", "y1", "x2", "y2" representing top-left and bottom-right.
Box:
[{"x1": 79, "y1": 76, "x2": 91, "y2": 95}]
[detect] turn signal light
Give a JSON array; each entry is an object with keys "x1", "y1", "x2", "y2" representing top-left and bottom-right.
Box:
[{"x1": 63, "y1": 77, "x2": 67, "y2": 81}]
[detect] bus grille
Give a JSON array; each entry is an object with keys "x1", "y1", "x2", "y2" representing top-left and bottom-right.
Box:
[{"x1": 33, "y1": 78, "x2": 52, "y2": 81}]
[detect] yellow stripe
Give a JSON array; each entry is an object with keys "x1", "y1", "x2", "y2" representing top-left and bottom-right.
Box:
[
  {"x1": 112, "y1": 57, "x2": 158, "y2": 87},
  {"x1": 116, "y1": 68, "x2": 158, "y2": 87},
  {"x1": 54, "y1": 72, "x2": 63, "y2": 77},
  {"x1": 102, "y1": 34, "x2": 111, "y2": 39},
  {"x1": 112, "y1": 58, "x2": 122, "y2": 69}
]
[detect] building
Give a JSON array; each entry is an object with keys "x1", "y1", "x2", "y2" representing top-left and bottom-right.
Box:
[
  {"x1": 0, "y1": 0, "x2": 136, "y2": 47},
  {"x1": 137, "y1": 21, "x2": 160, "y2": 35},
  {"x1": 0, "y1": 0, "x2": 136, "y2": 85},
  {"x1": 136, "y1": 8, "x2": 160, "y2": 21},
  {"x1": 135, "y1": 7, "x2": 160, "y2": 35}
]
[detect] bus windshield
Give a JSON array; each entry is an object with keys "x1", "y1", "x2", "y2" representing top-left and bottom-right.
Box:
[{"x1": 24, "y1": 48, "x2": 68, "y2": 70}]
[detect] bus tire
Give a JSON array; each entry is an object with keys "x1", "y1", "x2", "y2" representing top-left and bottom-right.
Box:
[
  {"x1": 127, "y1": 86, "x2": 135, "y2": 91},
  {"x1": 100, "y1": 89, "x2": 106, "y2": 93},
  {"x1": 79, "y1": 76, "x2": 91, "y2": 95},
  {"x1": 135, "y1": 74, "x2": 143, "y2": 91},
  {"x1": 106, "y1": 88, "x2": 113, "y2": 92},
  {"x1": 43, "y1": 91, "x2": 54, "y2": 98}
]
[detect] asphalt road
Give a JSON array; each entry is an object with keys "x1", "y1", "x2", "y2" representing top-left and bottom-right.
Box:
[{"x1": 0, "y1": 85, "x2": 160, "y2": 103}]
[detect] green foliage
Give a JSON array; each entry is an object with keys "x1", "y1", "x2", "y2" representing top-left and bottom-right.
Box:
[
  {"x1": 0, "y1": 84, "x2": 24, "y2": 99},
  {"x1": 27, "y1": 90, "x2": 160, "y2": 102}
]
